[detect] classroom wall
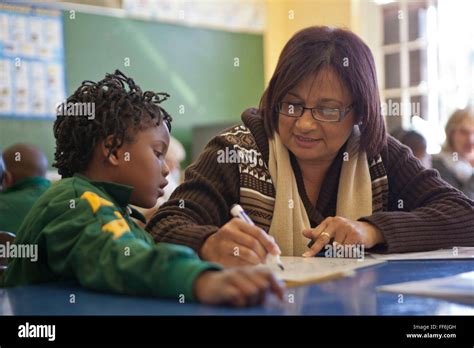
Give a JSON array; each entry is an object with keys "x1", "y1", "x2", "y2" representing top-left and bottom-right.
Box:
[
  {"x1": 1, "y1": 1, "x2": 378, "y2": 170},
  {"x1": 0, "y1": 119, "x2": 55, "y2": 168},
  {"x1": 0, "y1": 8, "x2": 265, "y2": 168},
  {"x1": 263, "y1": 0, "x2": 353, "y2": 84},
  {"x1": 261, "y1": 0, "x2": 386, "y2": 137}
]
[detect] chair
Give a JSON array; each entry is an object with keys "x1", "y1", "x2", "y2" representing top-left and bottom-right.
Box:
[{"x1": 0, "y1": 231, "x2": 16, "y2": 278}]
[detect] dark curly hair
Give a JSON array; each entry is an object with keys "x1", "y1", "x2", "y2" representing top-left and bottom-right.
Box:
[{"x1": 53, "y1": 70, "x2": 172, "y2": 178}]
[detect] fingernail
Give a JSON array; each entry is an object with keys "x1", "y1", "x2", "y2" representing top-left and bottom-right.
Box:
[{"x1": 302, "y1": 252, "x2": 310, "y2": 257}]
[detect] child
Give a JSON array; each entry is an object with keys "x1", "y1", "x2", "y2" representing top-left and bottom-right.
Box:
[
  {"x1": 2, "y1": 70, "x2": 284, "y2": 307},
  {"x1": 0, "y1": 144, "x2": 51, "y2": 233}
]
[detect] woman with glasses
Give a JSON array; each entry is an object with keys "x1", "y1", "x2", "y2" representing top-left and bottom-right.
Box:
[{"x1": 147, "y1": 26, "x2": 474, "y2": 267}]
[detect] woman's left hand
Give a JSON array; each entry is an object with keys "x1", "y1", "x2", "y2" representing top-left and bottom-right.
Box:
[{"x1": 301, "y1": 216, "x2": 385, "y2": 257}]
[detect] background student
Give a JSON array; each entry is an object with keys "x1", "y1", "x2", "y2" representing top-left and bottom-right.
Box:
[
  {"x1": 0, "y1": 143, "x2": 51, "y2": 233},
  {"x1": 432, "y1": 108, "x2": 474, "y2": 199}
]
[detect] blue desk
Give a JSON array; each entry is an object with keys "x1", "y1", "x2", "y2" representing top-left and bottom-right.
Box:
[{"x1": 1, "y1": 260, "x2": 473, "y2": 315}]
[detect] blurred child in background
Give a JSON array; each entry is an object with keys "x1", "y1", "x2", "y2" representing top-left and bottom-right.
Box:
[
  {"x1": 0, "y1": 144, "x2": 51, "y2": 233},
  {"x1": 392, "y1": 128, "x2": 431, "y2": 168}
]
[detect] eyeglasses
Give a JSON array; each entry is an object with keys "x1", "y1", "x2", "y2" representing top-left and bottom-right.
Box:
[{"x1": 277, "y1": 102, "x2": 354, "y2": 123}]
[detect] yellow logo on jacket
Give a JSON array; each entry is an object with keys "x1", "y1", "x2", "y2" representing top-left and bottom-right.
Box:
[
  {"x1": 80, "y1": 191, "x2": 131, "y2": 239},
  {"x1": 80, "y1": 191, "x2": 113, "y2": 213}
]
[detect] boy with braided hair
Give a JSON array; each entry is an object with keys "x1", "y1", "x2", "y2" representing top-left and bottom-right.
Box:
[{"x1": 2, "y1": 70, "x2": 284, "y2": 307}]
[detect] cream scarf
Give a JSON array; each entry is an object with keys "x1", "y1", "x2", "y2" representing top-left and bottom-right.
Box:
[{"x1": 267, "y1": 125, "x2": 373, "y2": 256}]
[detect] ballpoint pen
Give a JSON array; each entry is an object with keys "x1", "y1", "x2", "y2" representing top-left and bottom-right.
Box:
[{"x1": 230, "y1": 204, "x2": 285, "y2": 271}]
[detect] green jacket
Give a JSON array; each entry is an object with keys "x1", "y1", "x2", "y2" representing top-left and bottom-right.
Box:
[
  {"x1": 0, "y1": 176, "x2": 51, "y2": 233},
  {"x1": 2, "y1": 174, "x2": 220, "y2": 301}
]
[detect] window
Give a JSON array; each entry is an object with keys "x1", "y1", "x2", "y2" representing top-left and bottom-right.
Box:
[
  {"x1": 379, "y1": 0, "x2": 440, "y2": 153},
  {"x1": 378, "y1": 0, "x2": 474, "y2": 154}
]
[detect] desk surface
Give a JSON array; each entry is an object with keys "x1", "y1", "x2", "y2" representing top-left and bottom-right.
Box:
[{"x1": 1, "y1": 260, "x2": 473, "y2": 315}]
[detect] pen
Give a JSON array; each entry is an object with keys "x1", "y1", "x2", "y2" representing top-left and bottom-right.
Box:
[{"x1": 230, "y1": 204, "x2": 285, "y2": 271}]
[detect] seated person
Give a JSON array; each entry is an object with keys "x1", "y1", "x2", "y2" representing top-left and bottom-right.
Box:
[
  {"x1": 1, "y1": 70, "x2": 284, "y2": 307},
  {"x1": 159, "y1": 135, "x2": 186, "y2": 204},
  {"x1": 135, "y1": 135, "x2": 186, "y2": 225},
  {"x1": 392, "y1": 129, "x2": 431, "y2": 168},
  {"x1": 148, "y1": 27, "x2": 474, "y2": 266},
  {"x1": 432, "y1": 108, "x2": 474, "y2": 199},
  {"x1": 0, "y1": 144, "x2": 51, "y2": 233}
]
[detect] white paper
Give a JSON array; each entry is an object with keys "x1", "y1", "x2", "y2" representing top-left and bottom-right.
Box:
[
  {"x1": 377, "y1": 271, "x2": 474, "y2": 304},
  {"x1": 263, "y1": 256, "x2": 385, "y2": 285},
  {"x1": 368, "y1": 247, "x2": 474, "y2": 261}
]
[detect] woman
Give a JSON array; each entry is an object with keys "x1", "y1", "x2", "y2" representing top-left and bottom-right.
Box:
[
  {"x1": 147, "y1": 26, "x2": 474, "y2": 267},
  {"x1": 432, "y1": 108, "x2": 474, "y2": 199}
]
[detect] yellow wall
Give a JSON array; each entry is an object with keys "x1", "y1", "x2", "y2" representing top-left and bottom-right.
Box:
[{"x1": 263, "y1": 0, "x2": 358, "y2": 84}]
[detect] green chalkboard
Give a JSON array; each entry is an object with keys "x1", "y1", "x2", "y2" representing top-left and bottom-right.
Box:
[{"x1": 0, "y1": 11, "x2": 264, "y2": 168}]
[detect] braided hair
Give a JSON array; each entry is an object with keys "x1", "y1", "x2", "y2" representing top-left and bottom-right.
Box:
[{"x1": 53, "y1": 70, "x2": 172, "y2": 178}]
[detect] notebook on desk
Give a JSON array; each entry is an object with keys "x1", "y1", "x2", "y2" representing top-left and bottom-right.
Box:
[{"x1": 261, "y1": 256, "x2": 385, "y2": 287}]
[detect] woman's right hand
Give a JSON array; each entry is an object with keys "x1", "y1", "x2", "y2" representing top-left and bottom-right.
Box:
[{"x1": 200, "y1": 218, "x2": 281, "y2": 267}]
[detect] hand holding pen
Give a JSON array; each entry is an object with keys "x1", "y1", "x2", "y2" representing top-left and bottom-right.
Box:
[
  {"x1": 200, "y1": 204, "x2": 283, "y2": 268},
  {"x1": 230, "y1": 204, "x2": 285, "y2": 270}
]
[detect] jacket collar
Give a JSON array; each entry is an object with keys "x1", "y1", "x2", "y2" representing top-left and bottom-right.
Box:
[{"x1": 73, "y1": 174, "x2": 147, "y2": 224}]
